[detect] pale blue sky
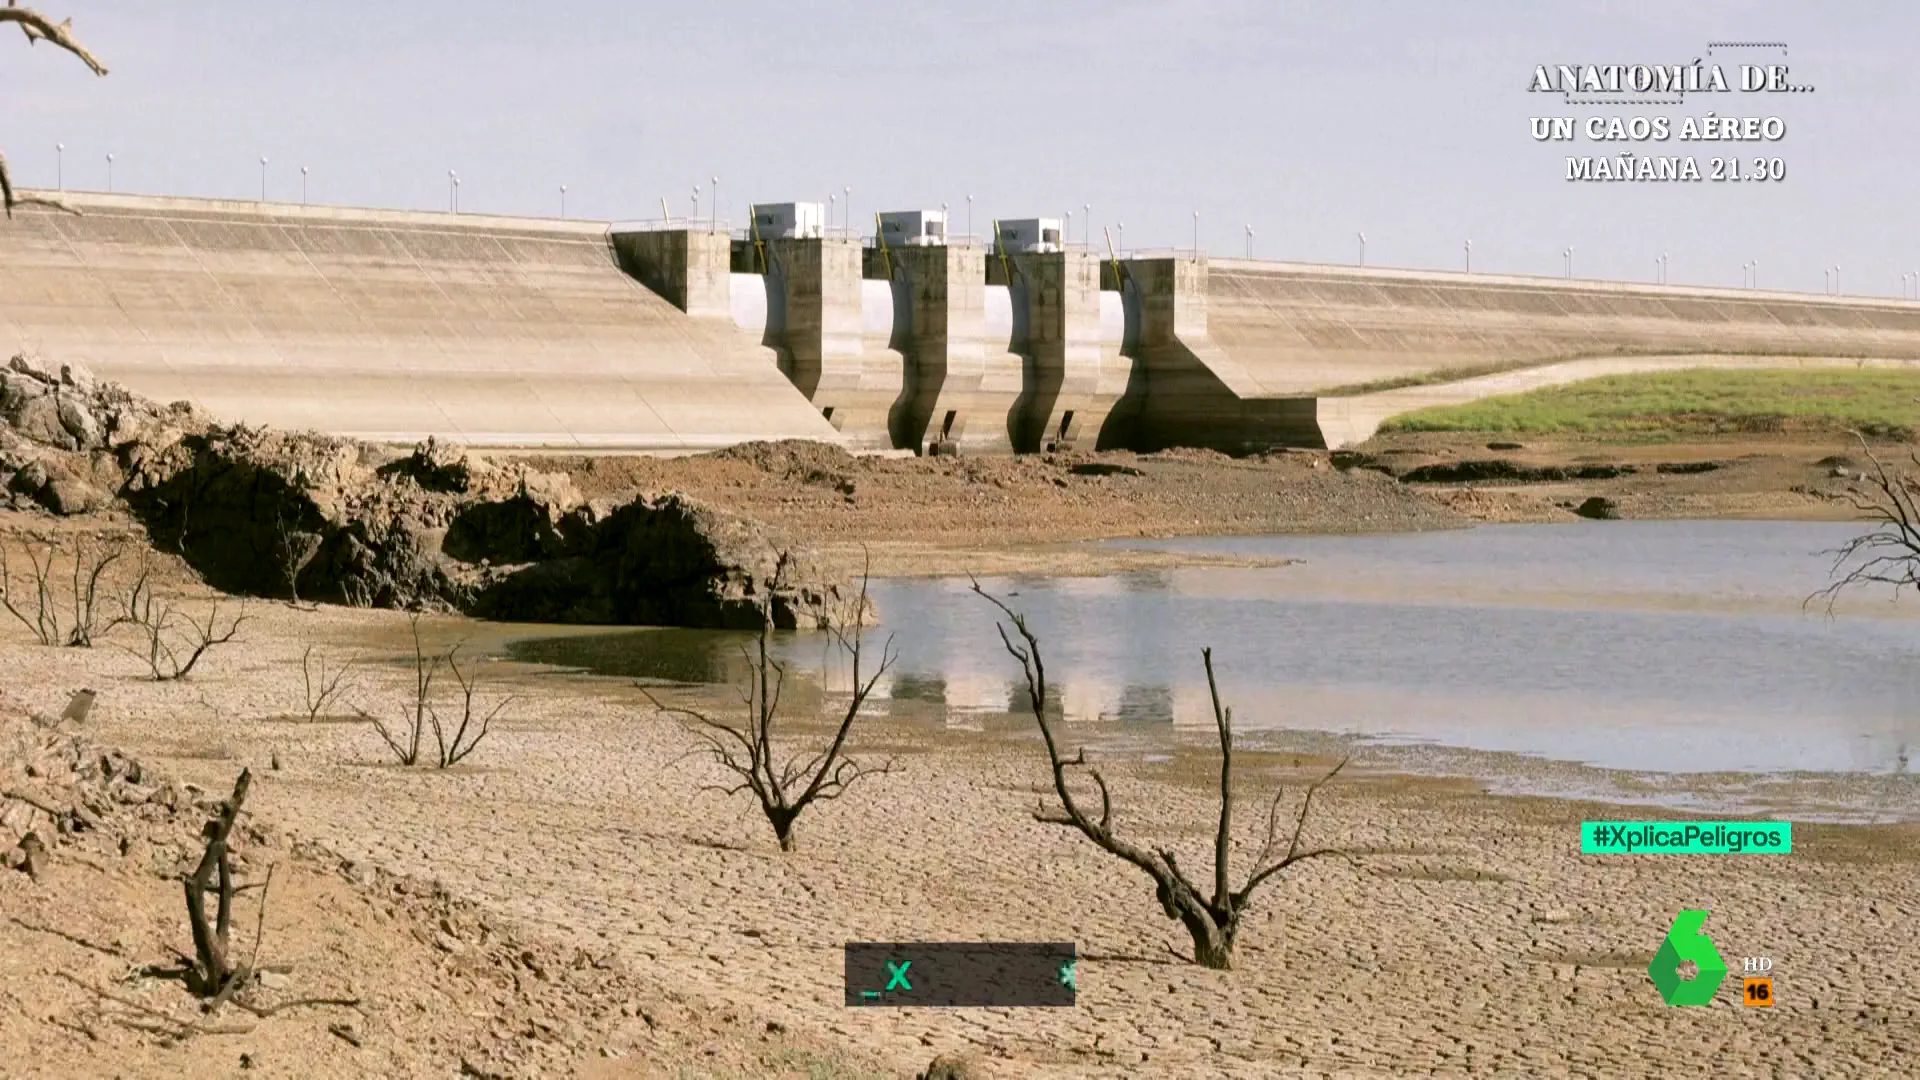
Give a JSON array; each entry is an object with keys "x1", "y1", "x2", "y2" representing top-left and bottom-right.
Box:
[{"x1": 3, "y1": 1, "x2": 1914, "y2": 296}]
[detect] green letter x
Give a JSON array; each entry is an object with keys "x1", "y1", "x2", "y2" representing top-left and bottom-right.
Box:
[{"x1": 885, "y1": 960, "x2": 912, "y2": 991}]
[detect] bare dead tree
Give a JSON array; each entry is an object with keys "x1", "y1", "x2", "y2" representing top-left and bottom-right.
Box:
[
  {"x1": 355, "y1": 614, "x2": 506, "y2": 767},
  {"x1": 122, "y1": 587, "x2": 247, "y2": 681},
  {"x1": 427, "y1": 643, "x2": 509, "y2": 767},
  {"x1": 358, "y1": 613, "x2": 435, "y2": 766},
  {"x1": 60, "y1": 534, "x2": 126, "y2": 646},
  {"x1": 274, "y1": 514, "x2": 323, "y2": 608},
  {"x1": 1812, "y1": 435, "x2": 1920, "y2": 610},
  {"x1": 183, "y1": 769, "x2": 251, "y2": 997},
  {"x1": 299, "y1": 644, "x2": 356, "y2": 722},
  {"x1": 973, "y1": 580, "x2": 1351, "y2": 970},
  {"x1": 0, "y1": 538, "x2": 61, "y2": 644},
  {"x1": 648, "y1": 552, "x2": 897, "y2": 852},
  {"x1": 0, "y1": 534, "x2": 129, "y2": 646},
  {"x1": 1, "y1": 4, "x2": 109, "y2": 217}
]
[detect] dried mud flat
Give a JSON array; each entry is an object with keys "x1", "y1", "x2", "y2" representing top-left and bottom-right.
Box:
[
  {"x1": 3, "y1": 599, "x2": 1917, "y2": 1078},
  {"x1": 523, "y1": 435, "x2": 1876, "y2": 578}
]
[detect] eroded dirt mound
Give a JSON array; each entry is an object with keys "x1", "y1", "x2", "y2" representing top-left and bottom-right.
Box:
[{"x1": 0, "y1": 358, "x2": 859, "y2": 629}]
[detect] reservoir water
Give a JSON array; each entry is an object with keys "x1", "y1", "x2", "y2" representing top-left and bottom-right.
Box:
[{"x1": 507, "y1": 521, "x2": 1920, "y2": 777}]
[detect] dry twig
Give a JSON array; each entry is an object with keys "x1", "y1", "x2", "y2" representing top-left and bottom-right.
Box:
[
  {"x1": 650, "y1": 551, "x2": 896, "y2": 851},
  {"x1": 1, "y1": 3, "x2": 109, "y2": 217},
  {"x1": 973, "y1": 578, "x2": 1351, "y2": 970}
]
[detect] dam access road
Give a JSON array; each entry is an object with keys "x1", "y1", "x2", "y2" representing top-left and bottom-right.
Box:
[{"x1": 5, "y1": 190, "x2": 1920, "y2": 454}]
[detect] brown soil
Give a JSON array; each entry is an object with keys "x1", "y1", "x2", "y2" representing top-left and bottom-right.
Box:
[{"x1": 521, "y1": 434, "x2": 1874, "y2": 576}]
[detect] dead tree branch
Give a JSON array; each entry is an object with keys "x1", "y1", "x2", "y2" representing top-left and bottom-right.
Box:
[
  {"x1": 184, "y1": 769, "x2": 250, "y2": 997},
  {"x1": 300, "y1": 645, "x2": 356, "y2": 722},
  {"x1": 0, "y1": 534, "x2": 130, "y2": 646},
  {"x1": 122, "y1": 589, "x2": 247, "y2": 681},
  {"x1": 427, "y1": 643, "x2": 509, "y2": 767},
  {"x1": 973, "y1": 578, "x2": 1350, "y2": 971},
  {"x1": 1811, "y1": 434, "x2": 1920, "y2": 611},
  {"x1": 1, "y1": 4, "x2": 109, "y2": 218},
  {"x1": 357, "y1": 614, "x2": 504, "y2": 766},
  {"x1": 651, "y1": 550, "x2": 896, "y2": 851},
  {"x1": 274, "y1": 513, "x2": 322, "y2": 608},
  {"x1": 357, "y1": 613, "x2": 435, "y2": 765},
  {"x1": 0, "y1": 539, "x2": 60, "y2": 644}
]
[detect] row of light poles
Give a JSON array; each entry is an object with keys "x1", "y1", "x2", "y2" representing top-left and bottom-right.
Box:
[
  {"x1": 53, "y1": 143, "x2": 112, "y2": 192},
  {"x1": 34, "y1": 151, "x2": 1918, "y2": 298}
]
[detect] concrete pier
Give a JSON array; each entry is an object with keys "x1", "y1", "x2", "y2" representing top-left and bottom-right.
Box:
[
  {"x1": 1123, "y1": 255, "x2": 1321, "y2": 451},
  {"x1": 887, "y1": 244, "x2": 1023, "y2": 454},
  {"x1": 610, "y1": 228, "x2": 731, "y2": 319},
  {"x1": 757, "y1": 236, "x2": 902, "y2": 450},
  {"x1": 1003, "y1": 250, "x2": 1115, "y2": 452}
]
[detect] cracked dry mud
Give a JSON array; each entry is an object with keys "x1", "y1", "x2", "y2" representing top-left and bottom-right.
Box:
[{"x1": 3, "y1": 598, "x2": 1915, "y2": 1078}]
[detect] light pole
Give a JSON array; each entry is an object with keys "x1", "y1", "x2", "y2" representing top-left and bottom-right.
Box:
[
  {"x1": 1117, "y1": 221, "x2": 1124, "y2": 257},
  {"x1": 1464, "y1": 239, "x2": 1472, "y2": 273},
  {"x1": 1192, "y1": 211, "x2": 1200, "y2": 260},
  {"x1": 560, "y1": 184, "x2": 567, "y2": 219},
  {"x1": 105, "y1": 152, "x2": 112, "y2": 193},
  {"x1": 966, "y1": 194, "x2": 973, "y2": 242},
  {"x1": 452, "y1": 175, "x2": 460, "y2": 214},
  {"x1": 55, "y1": 143, "x2": 62, "y2": 190},
  {"x1": 448, "y1": 170, "x2": 457, "y2": 212},
  {"x1": 827, "y1": 193, "x2": 835, "y2": 235},
  {"x1": 1245, "y1": 224, "x2": 1253, "y2": 259},
  {"x1": 941, "y1": 201, "x2": 948, "y2": 243},
  {"x1": 301, "y1": 166, "x2": 309, "y2": 205},
  {"x1": 1064, "y1": 208, "x2": 1072, "y2": 250},
  {"x1": 259, "y1": 156, "x2": 268, "y2": 202},
  {"x1": 692, "y1": 185, "x2": 700, "y2": 223},
  {"x1": 1357, "y1": 231, "x2": 1366, "y2": 267},
  {"x1": 843, "y1": 186, "x2": 851, "y2": 235},
  {"x1": 1563, "y1": 246, "x2": 1574, "y2": 278},
  {"x1": 1083, "y1": 203, "x2": 1090, "y2": 247},
  {"x1": 711, "y1": 175, "x2": 720, "y2": 235},
  {"x1": 1659, "y1": 252, "x2": 1668, "y2": 285},
  {"x1": 1834, "y1": 265, "x2": 1840, "y2": 295}
]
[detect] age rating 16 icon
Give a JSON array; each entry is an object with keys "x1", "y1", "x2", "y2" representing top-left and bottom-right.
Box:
[{"x1": 1743, "y1": 957, "x2": 1776, "y2": 1008}]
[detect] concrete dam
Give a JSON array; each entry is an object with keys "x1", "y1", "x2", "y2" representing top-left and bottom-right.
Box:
[{"x1": 7, "y1": 191, "x2": 1920, "y2": 454}]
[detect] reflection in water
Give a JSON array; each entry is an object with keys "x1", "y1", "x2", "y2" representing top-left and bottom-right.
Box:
[{"x1": 505, "y1": 522, "x2": 1920, "y2": 775}]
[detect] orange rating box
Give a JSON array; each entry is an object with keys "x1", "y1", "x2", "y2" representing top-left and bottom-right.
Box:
[{"x1": 1743, "y1": 976, "x2": 1775, "y2": 1008}]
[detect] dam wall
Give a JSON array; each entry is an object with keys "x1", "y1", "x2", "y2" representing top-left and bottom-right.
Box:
[
  {"x1": 1108, "y1": 256, "x2": 1920, "y2": 451},
  {"x1": 1204, "y1": 260, "x2": 1920, "y2": 395},
  {"x1": 0, "y1": 193, "x2": 842, "y2": 452},
  {"x1": 12, "y1": 192, "x2": 1920, "y2": 458}
]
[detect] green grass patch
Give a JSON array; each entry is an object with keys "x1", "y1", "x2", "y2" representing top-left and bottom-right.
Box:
[{"x1": 1380, "y1": 368, "x2": 1920, "y2": 438}]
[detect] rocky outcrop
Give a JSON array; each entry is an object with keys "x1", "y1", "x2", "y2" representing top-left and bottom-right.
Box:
[
  {"x1": 468, "y1": 495, "x2": 851, "y2": 629},
  {"x1": 1573, "y1": 496, "x2": 1622, "y2": 520},
  {"x1": 1, "y1": 355, "x2": 863, "y2": 629}
]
